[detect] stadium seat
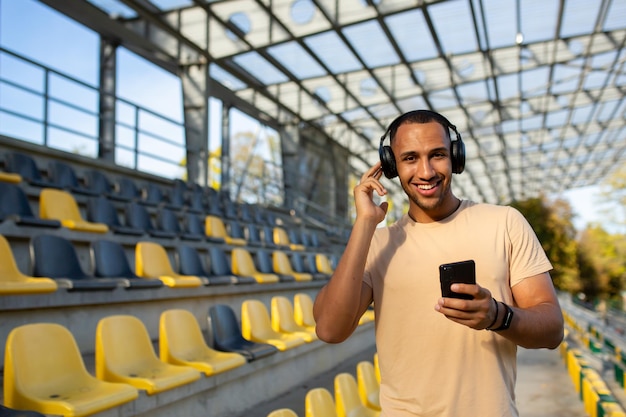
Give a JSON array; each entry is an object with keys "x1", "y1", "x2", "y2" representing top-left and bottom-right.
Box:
[
  {"x1": 116, "y1": 178, "x2": 142, "y2": 201},
  {"x1": 176, "y1": 244, "x2": 234, "y2": 285},
  {"x1": 231, "y1": 248, "x2": 280, "y2": 284},
  {"x1": 167, "y1": 179, "x2": 187, "y2": 209},
  {"x1": 90, "y1": 240, "x2": 164, "y2": 289},
  {"x1": 334, "y1": 373, "x2": 380, "y2": 417},
  {"x1": 244, "y1": 223, "x2": 267, "y2": 247},
  {"x1": 241, "y1": 299, "x2": 306, "y2": 351},
  {"x1": 305, "y1": 387, "x2": 337, "y2": 417},
  {"x1": 274, "y1": 227, "x2": 305, "y2": 251},
  {"x1": 254, "y1": 249, "x2": 295, "y2": 282},
  {"x1": 208, "y1": 246, "x2": 256, "y2": 285},
  {"x1": 3, "y1": 152, "x2": 56, "y2": 188},
  {"x1": 86, "y1": 195, "x2": 144, "y2": 236},
  {"x1": 273, "y1": 251, "x2": 312, "y2": 281},
  {"x1": 206, "y1": 304, "x2": 278, "y2": 361},
  {"x1": 186, "y1": 182, "x2": 206, "y2": 213},
  {"x1": 83, "y1": 169, "x2": 126, "y2": 201},
  {"x1": 315, "y1": 253, "x2": 335, "y2": 275},
  {"x1": 0, "y1": 171, "x2": 21, "y2": 184},
  {"x1": 31, "y1": 234, "x2": 119, "y2": 291},
  {"x1": 183, "y1": 212, "x2": 226, "y2": 243},
  {"x1": 373, "y1": 353, "x2": 380, "y2": 383},
  {"x1": 356, "y1": 361, "x2": 381, "y2": 411},
  {"x1": 205, "y1": 215, "x2": 246, "y2": 246},
  {"x1": 222, "y1": 198, "x2": 239, "y2": 220},
  {"x1": 0, "y1": 182, "x2": 61, "y2": 228},
  {"x1": 0, "y1": 405, "x2": 46, "y2": 417},
  {"x1": 238, "y1": 203, "x2": 255, "y2": 224},
  {"x1": 159, "y1": 309, "x2": 246, "y2": 376},
  {"x1": 39, "y1": 188, "x2": 108, "y2": 233},
  {"x1": 0, "y1": 234, "x2": 57, "y2": 295},
  {"x1": 157, "y1": 207, "x2": 202, "y2": 241},
  {"x1": 270, "y1": 296, "x2": 317, "y2": 342},
  {"x1": 141, "y1": 183, "x2": 166, "y2": 207},
  {"x1": 47, "y1": 160, "x2": 98, "y2": 196},
  {"x1": 125, "y1": 201, "x2": 177, "y2": 239},
  {"x1": 262, "y1": 226, "x2": 285, "y2": 248},
  {"x1": 135, "y1": 241, "x2": 203, "y2": 288},
  {"x1": 96, "y1": 315, "x2": 201, "y2": 395},
  {"x1": 293, "y1": 293, "x2": 316, "y2": 332},
  {"x1": 291, "y1": 252, "x2": 327, "y2": 280},
  {"x1": 226, "y1": 219, "x2": 248, "y2": 243},
  {"x1": 4, "y1": 323, "x2": 138, "y2": 416},
  {"x1": 267, "y1": 409, "x2": 298, "y2": 417}
]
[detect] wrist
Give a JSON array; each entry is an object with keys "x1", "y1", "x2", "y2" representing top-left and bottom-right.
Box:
[
  {"x1": 485, "y1": 298, "x2": 499, "y2": 330},
  {"x1": 488, "y1": 302, "x2": 514, "y2": 331}
]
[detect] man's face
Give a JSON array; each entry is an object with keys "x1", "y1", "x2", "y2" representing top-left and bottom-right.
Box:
[{"x1": 392, "y1": 121, "x2": 457, "y2": 222}]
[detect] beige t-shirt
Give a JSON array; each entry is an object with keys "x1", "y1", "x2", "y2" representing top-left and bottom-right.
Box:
[{"x1": 363, "y1": 201, "x2": 552, "y2": 417}]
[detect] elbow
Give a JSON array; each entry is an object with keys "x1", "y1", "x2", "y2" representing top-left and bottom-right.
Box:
[{"x1": 315, "y1": 325, "x2": 350, "y2": 344}]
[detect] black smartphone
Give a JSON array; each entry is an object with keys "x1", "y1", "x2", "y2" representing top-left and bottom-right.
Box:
[{"x1": 439, "y1": 260, "x2": 476, "y2": 300}]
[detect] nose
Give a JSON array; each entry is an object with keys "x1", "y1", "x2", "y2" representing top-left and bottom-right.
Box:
[{"x1": 417, "y1": 157, "x2": 436, "y2": 180}]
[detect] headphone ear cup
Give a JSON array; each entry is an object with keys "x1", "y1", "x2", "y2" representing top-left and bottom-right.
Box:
[
  {"x1": 451, "y1": 139, "x2": 466, "y2": 174},
  {"x1": 379, "y1": 145, "x2": 398, "y2": 179}
]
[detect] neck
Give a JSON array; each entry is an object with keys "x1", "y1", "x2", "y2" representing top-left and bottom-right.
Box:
[{"x1": 408, "y1": 197, "x2": 462, "y2": 223}]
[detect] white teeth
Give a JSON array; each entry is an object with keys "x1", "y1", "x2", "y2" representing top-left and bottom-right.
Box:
[{"x1": 418, "y1": 184, "x2": 435, "y2": 190}]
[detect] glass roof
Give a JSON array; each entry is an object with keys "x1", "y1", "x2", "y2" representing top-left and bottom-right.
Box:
[{"x1": 57, "y1": 0, "x2": 626, "y2": 204}]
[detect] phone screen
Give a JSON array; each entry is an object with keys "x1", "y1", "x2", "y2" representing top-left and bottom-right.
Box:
[{"x1": 439, "y1": 260, "x2": 476, "y2": 300}]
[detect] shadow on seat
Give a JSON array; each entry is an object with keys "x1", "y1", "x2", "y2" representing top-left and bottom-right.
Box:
[
  {"x1": 270, "y1": 296, "x2": 317, "y2": 342},
  {"x1": 39, "y1": 188, "x2": 108, "y2": 233},
  {"x1": 356, "y1": 361, "x2": 381, "y2": 411},
  {"x1": 0, "y1": 405, "x2": 46, "y2": 417},
  {"x1": 159, "y1": 309, "x2": 246, "y2": 376},
  {"x1": 231, "y1": 248, "x2": 280, "y2": 284},
  {"x1": 241, "y1": 299, "x2": 306, "y2": 351},
  {"x1": 96, "y1": 315, "x2": 201, "y2": 395},
  {"x1": 305, "y1": 387, "x2": 337, "y2": 417},
  {"x1": 31, "y1": 234, "x2": 119, "y2": 291},
  {"x1": 4, "y1": 323, "x2": 138, "y2": 416},
  {"x1": 91, "y1": 240, "x2": 163, "y2": 289},
  {"x1": 334, "y1": 373, "x2": 380, "y2": 417},
  {"x1": 86, "y1": 195, "x2": 144, "y2": 236},
  {"x1": 206, "y1": 304, "x2": 278, "y2": 362},
  {"x1": 208, "y1": 246, "x2": 256, "y2": 285},
  {"x1": 176, "y1": 244, "x2": 234, "y2": 285},
  {"x1": 0, "y1": 234, "x2": 57, "y2": 295},
  {"x1": 0, "y1": 182, "x2": 61, "y2": 228},
  {"x1": 293, "y1": 293, "x2": 317, "y2": 333},
  {"x1": 135, "y1": 241, "x2": 202, "y2": 288},
  {"x1": 273, "y1": 251, "x2": 312, "y2": 281}
]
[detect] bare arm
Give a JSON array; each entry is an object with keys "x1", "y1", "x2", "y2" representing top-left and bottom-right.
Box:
[{"x1": 314, "y1": 162, "x2": 386, "y2": 343}]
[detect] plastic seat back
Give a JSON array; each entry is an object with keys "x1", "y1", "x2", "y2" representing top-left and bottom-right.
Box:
[
  {"x1": 48, "y1": 161, "x2": 96, "y2": 195},
  {"x1": 83, "y1": 169, "x2": 114, "y2": 195},
  {"x1": 316, "y1": 253, "x2": 335, "y2": 275},
  {"x1": 117, "y1": 178, "x2": 141, "y2": 201},
  {"x1": 232, "y1": 248, "x2": 279, "y2": 284},
  {"x1": 39, "y1": 188, "x2": 108, "y2": 233},
  {"x1": 96, "y1": 315, "x2": 200, "y2": 394},
  {"x1": 294, "y1": 293, "x2": 316, "y2": 329},
  {"x1": 5, "y1": 323, "x2": 138, "y2": 416},
  {"x1": 241, "y1": 299, "x2": 305, "y2": 351},
  {"x1": 135, "y1": 241, "x2": 202, "y2": 288},
  {"x1": 267, "y1": 409, "x2": 299, "y2": 417},
  {"x1": 273, "y1": 251, "x2": 312, "y2": 281},
  {"x1": 0, "y1": 182, "x2": 61, "y2": 227},
  {"x1": 206, "y1": 215, "x2": 246, "y2": 245},
  {"x1": 334, "y1": 373, "x2": 380, "y2": 417},
  {"x1": 177, "y1": 244, "x2": 207, "y2": 276},
  {"x1": 0, "y1": 234, "x2": 57, "y2": 294},
  {"x1": 91, "y1": 240, "x2": 163, "y2": 289},
  {"x1": 356, "y1": 361, "x2": 381, "y2": 411},
  {"x1": 305, "y1": 388, "x2": 337, "y2": 417},
  {"x1": 159, "y1": 309, "x2": 246, "y2": 375},
  {"x1": 274, "y1": 227, "x2": 305, "y2": 251},
  {"x1": 125, "y1": 202, "x2": 175, "y2": 238},
  {"x1": 87, "y1": 196, "x2": 143, "y2": 235},
  {"x1": 271, "y1": 296, "x2": 317, "y2": 342},
  {"x1": 4, "y1": 152, "x2": 53, "y2": 187}
]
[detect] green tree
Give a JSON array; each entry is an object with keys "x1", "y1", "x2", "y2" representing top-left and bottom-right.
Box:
[
  {"x1": 510, "y1": 196, "x2": 580, "y2": 293},
  {"x1": 599, "y1": 164, "x2": 626, "y2": 233}
]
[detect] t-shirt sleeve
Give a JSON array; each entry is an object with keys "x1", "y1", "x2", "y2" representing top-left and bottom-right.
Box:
[{"x1": 506, "y1": 207, "x2": 553, "y2": 287}]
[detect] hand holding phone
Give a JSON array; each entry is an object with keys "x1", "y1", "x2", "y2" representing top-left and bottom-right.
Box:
[{"x1": 439, "y1": 260, "x2": 476, "y2": 300}]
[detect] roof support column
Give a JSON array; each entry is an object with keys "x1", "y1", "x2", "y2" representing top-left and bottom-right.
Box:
[
  {"x1": 98, "y1": 37, "x2": 117, "y2": 162},
  {"x1": 181, "y1": 63, "x2": 210, "y2": 187}
]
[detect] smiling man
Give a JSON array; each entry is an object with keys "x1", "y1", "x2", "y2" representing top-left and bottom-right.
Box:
[{"x1": 313, "y1": 110, "x2": 564, "y2": 417}]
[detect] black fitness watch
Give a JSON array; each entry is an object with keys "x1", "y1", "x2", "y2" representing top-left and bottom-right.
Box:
[{"x1": 490, "y1": 302, "x2": 514, "y2": 331}]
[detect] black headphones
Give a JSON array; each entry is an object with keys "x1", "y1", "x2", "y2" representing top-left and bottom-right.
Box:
[{"x1": 378, "y1": 109, "x2": 465, "y2": 178}]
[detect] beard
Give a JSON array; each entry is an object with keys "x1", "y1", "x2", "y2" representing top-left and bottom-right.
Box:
[{"x1": 401, "y1": 176, "x2": 454, "y2": 216}]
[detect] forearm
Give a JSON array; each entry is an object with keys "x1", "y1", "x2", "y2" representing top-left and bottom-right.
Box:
[
  {"x1": 495, "y1": 301, "x2": 564, "y2": 349},
  {"x1": 314, "y1": 218, "x2": 377, "y2": 343}
]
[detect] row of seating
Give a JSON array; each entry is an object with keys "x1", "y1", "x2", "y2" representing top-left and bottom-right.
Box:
[
  {"x1": 0, "y1": 232, "x2": 335, "y2": 293},
  {"x1": 266, "y1": 354, "x2": 381, "y2": 417},
  {"x1": 2, "y1": 294, "x2": 330, "y2": 417}
]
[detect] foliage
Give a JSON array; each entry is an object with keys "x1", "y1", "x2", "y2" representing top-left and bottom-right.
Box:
[
  {"x1": 599, "y1": 164, "x2": 626, "y2": 233},
  {"x1": 510, "y1": 196, "x2": 580, "y2": 293}
]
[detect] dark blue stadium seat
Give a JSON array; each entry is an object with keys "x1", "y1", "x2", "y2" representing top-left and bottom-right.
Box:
[
  {"x1": 208, "y1": 246, "x2": 255, "y2": 285},
  {"x1": 0, "y1": 182, "x2": 61, "y2": 228},
  {"x1": 254, "y1": 249, "x2": 295, "y2": 282},
  {"x1": 184, "y1": 212, "x2": 226, "y2": 243},
  {"x1": 3, "y1": 152, "x2": 56, "y2": 188},
  {"x1": 90, "y1": 240, "x2": 163, "y2": 289},
  {"x1": 158, "y1": 208, "x2": 202, "y2": 241},
  {"x1": 291, "y1": 252, "x2": 328, "y2": 280},
  {"x1": 176, "y1": 244, "x2": 233, "y2": 285},
  {"x1": 0, "y1": 404, "x2": 46, "y2": 417},
  {"x1": 86, "y1": 196, "x2": 144, "y2": 236},
  {"x1": 125, "y1": 201, "x2": 177, "y2": 239},
  {"x1": 47, "y1": 160, "x2": 98, "y2": 196}
]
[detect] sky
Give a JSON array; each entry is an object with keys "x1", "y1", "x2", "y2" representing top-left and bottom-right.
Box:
[{"x1": 0, "y1": 0, "x2": 623, "y2": 234}]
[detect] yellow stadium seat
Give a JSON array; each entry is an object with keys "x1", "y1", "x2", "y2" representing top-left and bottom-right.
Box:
[
  {"x1": 293, "y1": 293, "x2": 316, "y2": 332},
  {"x1": 267, "y1": 409, "x2": 299, "y2": 417},
  {"x1": 0, "y1": 171, "x2": 22, "y2": 183},
  {"x1": 315, "y1": 253, "x2": 334, "y2": 275},
  {"x1": 305, "y1": 387, "x2": 337, "y2": 417},
  {"x1": 241, "y1": 299, "x2": 306, "y2": 351},
  {"x1": 273, "y1": 251, "x2": 312, "y2": 281},
  {"x1": 135, "y1": 241, "x2": 202, "y2": 288},
  {"x1": 39, "y1": 188, "x2": 109, "y2": 233},
  {"x1": 231, "y1": 247, "x2": 280, "y2": 284},
  {"x1": 359, "y1": 307, "x2": 375, "y2": 325},
  {"x1": 334, "y1": 373, "x2": 380, "y2": 417},
  {"x1": 159, "y1": 309, "x2": 246, "y2": 376},
  {"x1": 273, "y1": 227, "x2": 305, "y2": 251},
  {"x1": 4, "y1": 323, "x2": 138, "y2": 417},
  {"x1": 356, "y1": 361, "x2": 381, "y2": 411},
  {"x1": 205, "y1": 215, "x2": 246, "y2": 246},
  {"x1": 373, "y1": 353, "x2": 380, "y2": 384},
  {"x1": 271, "y1": 296, "x2": 318, "y2": 342},
  {"x1": 0, "y1": 234, "x2": 57, "y2": 295},
  {"x1": 96, "y1": 315, "x2": 201, "y2": 395}
]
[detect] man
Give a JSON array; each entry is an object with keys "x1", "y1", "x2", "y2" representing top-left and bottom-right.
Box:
[{"x1": 313, "y1": 110, "x2": 564, "y2": 416}]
